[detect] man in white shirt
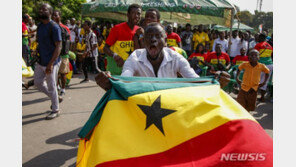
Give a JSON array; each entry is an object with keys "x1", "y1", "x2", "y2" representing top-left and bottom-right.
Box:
[
  {"x1": 212, "y1": 31, "x2": 228, "y2": 53},
  {"x1": 68, "y1": 18, "x2": 77, "y2": 51},
  {"x1": 228, "y1": 30, "x2": 241, "y2": 59},
  {"x1": 121, "y1": 23, "x2": 197, "y2": 78},
  {"x1": 121, "y1": 47, "x2": 196, "y2": 78},
  {"x1": 28, "y1": 18, "x2": 37, "y2": 45},
  {"x1": 95, "y1": 23, "x2": 198, "y2": 90},
  {"x1": 76, "y1": 20, "x2": 83, "y2": 43},
  {"x1": 80, "y1": 20, "x2": 99, "y2": 83}
]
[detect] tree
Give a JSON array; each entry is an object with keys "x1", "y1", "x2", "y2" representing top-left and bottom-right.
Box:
[
  {"x1": 251, "y1": 10, "x2": 273, "y2": 32},
  {"x1": 22, "y1": 0, "x2": 86, "y2": 23},
  {"x1": 236, "y1": 10, "x2": 253, "y2": 27},
  {"x1": 235, "y1": 10, "x2": 273, "y2": 33}
]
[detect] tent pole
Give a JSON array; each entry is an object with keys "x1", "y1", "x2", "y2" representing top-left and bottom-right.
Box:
[{"x1": 227, "y1": 8, "x2": 235, "y2": 55}]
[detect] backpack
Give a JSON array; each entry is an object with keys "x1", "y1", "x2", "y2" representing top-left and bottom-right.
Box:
[
  {"x1": 37, "y1": 21, "x2": 70, "y2": 56},
  {"x1": 59, "y1": 24, "x2": 70, "y2": 55}
]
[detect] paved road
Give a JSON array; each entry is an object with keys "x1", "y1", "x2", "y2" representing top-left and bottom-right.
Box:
[{"x1": 22, "y1": 74, "x2": 273, "y2": 167}]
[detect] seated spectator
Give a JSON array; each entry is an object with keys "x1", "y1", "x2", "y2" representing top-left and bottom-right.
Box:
[
  {"x1": 204, "y1": 43, "x2": 211, "y2": 55},
  {"x1": 206, "y1": 44, "x2": 231, "y2": 71},
  {"x1": 236, "y1": 49, "x2": 270, "y2": 111},
  {"x1": 232, "y1": 48, "x2": 249, "y2": 66},
  {"x1": 189, "y1": 43, "x2": 208, "y2": 65},
  {"x1": 188, "y1": 43, "x2": 208, "y2": 75},
  {"x1": 166, "y1": 24, "x2": 181, "y2": 47}
]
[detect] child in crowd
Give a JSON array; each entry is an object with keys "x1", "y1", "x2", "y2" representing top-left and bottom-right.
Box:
[{"x1": 236, "y1": 49, "x2": 270, "y2": 112}]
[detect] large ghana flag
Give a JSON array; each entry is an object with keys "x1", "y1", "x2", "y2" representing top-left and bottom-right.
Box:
[{"x1": 76, "y1": 76, "x2": 272, "y2": 167}]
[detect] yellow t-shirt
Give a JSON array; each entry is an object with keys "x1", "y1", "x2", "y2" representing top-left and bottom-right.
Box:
[
  {"x1": 102, "y1": 28, "x2": 111, "y2": 39},
  {"x1": 80, "y1": 28, "x2": 85, "y2": 36},
  {"x1": 77, "y1": 42, "x2": 86, "y2": 51},
  {"x1": 98, "y1": 41, "x2": 105, "y2": 55},
  {"x1": 192, "y1": 32, "x2": 209, "y2": 49}
]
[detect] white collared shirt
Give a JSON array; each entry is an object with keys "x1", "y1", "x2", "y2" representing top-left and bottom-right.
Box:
[
  {"x1": 68, "y1": 24, "x2": 76, "y2": 42},
  {"x1": 85, "y1": 31, "x2": 98, "y2": 57},
  {"x1": 121, "y1": 47, "x2": 199, "y2": 78},
  {"x1": 228, "y1": 37, "x2": 241, "y2": 57},
  {"x1": 212, "y1": 38, "x2": 228, "y2": 53}
]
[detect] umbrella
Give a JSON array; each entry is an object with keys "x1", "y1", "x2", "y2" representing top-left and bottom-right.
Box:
[
  {"x1": 212, "y1": 19, "x2": 254, "y2": 32},
  {"x1": 81, "y1": 0, "x2": 235, "y2": 27}
]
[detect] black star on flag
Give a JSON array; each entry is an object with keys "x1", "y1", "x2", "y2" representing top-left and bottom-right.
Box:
[{"x1": 137, "y1": 95, "x2": 176, "y2": 135}]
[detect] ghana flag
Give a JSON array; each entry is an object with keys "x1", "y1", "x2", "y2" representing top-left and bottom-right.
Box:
[{"x1": 76, "y1": 76, "x2": 272, "y2": 167}]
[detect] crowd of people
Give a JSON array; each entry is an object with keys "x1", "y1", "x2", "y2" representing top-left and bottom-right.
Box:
[{"x1": 22, "y1": 3, "x2": 273, "y2": 120}]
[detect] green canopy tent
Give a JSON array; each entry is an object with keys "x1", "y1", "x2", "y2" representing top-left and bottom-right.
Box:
[
  {"x1": 81, "y1": 0, "x2": 235, "y2": 27},
  {"x1": 212, "y1": 19, "x2": 254, "y2": 32}
]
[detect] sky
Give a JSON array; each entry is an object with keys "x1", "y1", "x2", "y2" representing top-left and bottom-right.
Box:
[
  {"x1": 228, "y1": 0, "x2": 273, "y2": 14},
  {"x1": 86, "y1": 0, "x2": 273, "y2": 14}
]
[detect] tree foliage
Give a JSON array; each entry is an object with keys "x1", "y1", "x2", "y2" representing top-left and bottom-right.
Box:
[
  {"x1": 22, "y1": 0, "x2": 86, "y2": 23},
  {"x1": 236, "y1": 10, "x2": 273, "y2": 33}
]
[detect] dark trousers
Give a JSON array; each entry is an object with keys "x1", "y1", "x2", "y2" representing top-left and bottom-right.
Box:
[
  {"x1": 185, "y1": 50, "x2": 192, "y2": 58},
  {"x1": 22, "y1": 44, "x2": 30, "y2": 65},
  {"x1": 82, "y1": 57, "x2": 99, "y2": 79},
  {"x1": 237, "y1": 88, "x2": 257, "y2": 111},
  {"x1": 69, "y1": 59, "x2": 78, "y2": 74}
]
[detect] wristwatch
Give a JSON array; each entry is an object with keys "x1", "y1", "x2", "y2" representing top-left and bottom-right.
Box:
[{"x1": 139, "y1": 34, "x2": 144, "y2": 40}]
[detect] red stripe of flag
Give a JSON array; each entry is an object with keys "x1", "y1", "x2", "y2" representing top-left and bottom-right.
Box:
[{"x1": 96, "y1": 120, "x2": 272, "y2": 167}]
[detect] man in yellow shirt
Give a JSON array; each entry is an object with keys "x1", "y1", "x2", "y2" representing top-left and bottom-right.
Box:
[
  {"x1": 192, "y1": 24, "x2": 209, "y2": 52},
  {"x1": 236, "y1": 49, "x2": 270, "y2": 111},
  {"x1": 102, "y1": 21, "x2": 111, "y2": 40},
  {"x1": 97, "y1": 36, "x2": 106, "y2": 70}
]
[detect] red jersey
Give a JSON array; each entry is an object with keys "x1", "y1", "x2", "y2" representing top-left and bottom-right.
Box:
[
  {"x1": 166, "y1": 32, "x2": 181, "y2": 47},
  {"x1": 22, "y1": 22, "x2": 29, "y2": 45},
  {"x1": 106, "y1": 22, "x2": 139, "y2": 60},
  {"x1": 254, "y1": 41, "x2": 273, "y2": 65},
  {"x1": 22, "y1": 22, "x2": 28, "y2": 33},
  {"x1": 206, "y1": 52, "x2": 230, "y2": 65},
  {"x1": 189, "y1": 53, "x2": 208, "y2": 66},
  {"x1": 232, "y1": 55, "x2": 249, "y2": 65}
]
